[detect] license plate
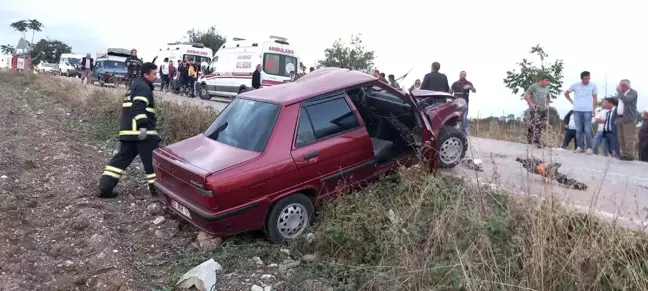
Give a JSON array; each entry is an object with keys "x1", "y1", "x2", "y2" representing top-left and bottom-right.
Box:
[{"x1": 171, "y1": 200, "x2": 191, "y2": 218}]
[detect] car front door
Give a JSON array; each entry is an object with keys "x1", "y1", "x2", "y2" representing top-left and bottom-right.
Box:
[
  {"x1": 291, "y1": 91, "x2": 375, "y2": 198},
  {"x1": 370, "y1": 82, "x2": 439, "y2": 170}
]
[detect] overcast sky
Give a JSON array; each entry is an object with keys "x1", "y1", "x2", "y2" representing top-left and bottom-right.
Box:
[{"x1": 1, "y1": 0, "x2": 646, "y2": 118}]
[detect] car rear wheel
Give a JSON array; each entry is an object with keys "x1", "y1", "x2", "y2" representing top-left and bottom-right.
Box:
[
  {"x1": 437, "y1": 125, "x2": 467, "y2": 168},
  {"x1": 198, "y1": 84, "x2": 211, "y2": 100},
  {"x1": 264, "y1": 193, "x2": 314, "y2": 244}
]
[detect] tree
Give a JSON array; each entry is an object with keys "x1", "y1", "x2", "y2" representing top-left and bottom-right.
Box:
[
  {"x1": 503, "y1": 44, "x2": 565, "y2": 100},
  {"x1": 27, "y1": 19, "x2": 44, "y2": 45},
  {"x1": 318, "y1": 34, "x2": 375, "y2": 72},
  {"x1": 10, "y1": 20, "x2": 28, "y2": 39},
  {"x1": 1, "y1": 44, "x2": 17, "y2": 56},
  {"x1": 184, "y1": 26, "x2": 226, "y2": 54},
  {"x1": 29, "y1": 39, "x2": 72, "y2": 65}
]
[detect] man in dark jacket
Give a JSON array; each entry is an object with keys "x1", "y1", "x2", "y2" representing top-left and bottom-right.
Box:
[
  {"x1": 639, "y1": 109, "x2": 648, "y2": 161},
  {"x1": 252, "y1": 64, "x2": 261, "y2": 89},
  {"x1": 125, "y1": 48, "x2": 143, "y2": 86},
  {"x1": 80, "y1": 53, "x2": 94, "y2": 86},
  {"x1": 421, "y1": 62, "x2": 450, "y2": 92},
  {"x1": 98, "y1": 62, "x2": 160, "y2": 198}
]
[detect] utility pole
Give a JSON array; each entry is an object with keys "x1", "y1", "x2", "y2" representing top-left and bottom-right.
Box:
[{"x1": 604, "y1": 72, "x2": 608, "y2": 97}]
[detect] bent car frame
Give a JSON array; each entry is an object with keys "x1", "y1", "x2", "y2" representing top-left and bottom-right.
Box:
[{"x1": 152, "y1": 68, "x2": 467, "y2": 243}]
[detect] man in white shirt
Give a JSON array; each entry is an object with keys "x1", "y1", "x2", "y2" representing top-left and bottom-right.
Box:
[
  {"x1": 564, "y1": 71, "x2": 598, "y2": 154},
  {"x1": 592, "y1": 107, "x2": 610, "y2": 156}
]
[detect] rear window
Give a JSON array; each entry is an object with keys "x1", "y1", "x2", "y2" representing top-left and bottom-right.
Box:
[
  {"x1": 263, "y1": 53, "x2": 297, "y2": 78},
  {"x1": 203, "y1": 98, "x2": 280, "y2": 152},
  {"x1": 102, "y1": 60, "x2": 126, "y2": 69}
]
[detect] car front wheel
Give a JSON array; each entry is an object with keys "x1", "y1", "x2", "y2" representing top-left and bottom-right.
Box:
[
  {"x1": 264, "y1": 193, "x2": 314, "y2": 244},
  {"x1": 436, "y1": 125, "x2": 467, "y2": 168}
]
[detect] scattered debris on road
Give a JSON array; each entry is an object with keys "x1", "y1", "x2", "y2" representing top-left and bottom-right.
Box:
[{"x1": 461, "y1": 158, "x2": 483, "y2": 172}]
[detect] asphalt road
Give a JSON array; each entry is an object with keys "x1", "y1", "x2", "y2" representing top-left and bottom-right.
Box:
[
  {"x1": 65, "y1": 75, "x2": 648, "y2": 228},
  {"x1": 456, "y1": 137, "x2": 648, "y2": 229}
]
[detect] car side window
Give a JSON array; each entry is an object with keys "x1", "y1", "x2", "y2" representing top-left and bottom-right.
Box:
[
  {"x1": 295, "y1": 97, "x2": 359, "y2": 147},
  {"x1": 96, "y1": 61, "x2": 102, "y2": 68},
  {"x1": 295, "y1": 108, "x2": 316, "y2": 147}
]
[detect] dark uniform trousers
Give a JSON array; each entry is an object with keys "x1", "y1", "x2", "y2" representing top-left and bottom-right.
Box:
[
  {"x1": 99, "y1": 76, "x2": 159, "y2": 197},
  {"x1": 99, "y1": 139, "x2": 159, "y2": 192}
]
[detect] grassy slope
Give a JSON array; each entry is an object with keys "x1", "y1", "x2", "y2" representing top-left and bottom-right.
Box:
[{"x1": 2, "y1": 72, "x2": 647, "y2": 291}]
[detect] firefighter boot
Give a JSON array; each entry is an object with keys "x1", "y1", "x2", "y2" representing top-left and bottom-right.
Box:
[{"x1": 97, "y1": 187, "x2": 118, "y2": 199}]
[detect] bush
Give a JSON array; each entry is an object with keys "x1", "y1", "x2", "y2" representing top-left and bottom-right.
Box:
[
  {"x1": 297, "y1": 166, "x2": 648, "y2": 290},
  {"x1": 0, "y1": 71, "x2": 218, "y2": 144}
]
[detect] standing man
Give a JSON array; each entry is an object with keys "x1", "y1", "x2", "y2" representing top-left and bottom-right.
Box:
[
  {"x1": 564, "y1": 71, "x2": 598, "y2": 154},
  {"x1": 523, "y1": 75, "x2": 552, "y2": 148},
  {"x1": 592, "y1": 106, "x2": 610, "y2": 156},
  {"x1": 450, "y1": 71, "x2": 476, "y2": 135},
  {"x1": 98, "y1": 63, "x2": 160, "y2": 198},
  {"x1": 420, "y1": 62, "x2": 450, "y2": 92},
  {"x1": 125, "y1": 48, "x2": 143, "y2": 87},
  {"x1": 252, "y1": 64, "x2": 261, "y2": 89},
  {"x1": 379, "y1": 73, "x2": 388, "y2": 84},
  {"x1": 159, "y1": 57, "x2": 169, "y2": 92},
  {"x1": 388, "y1": 74, "x2": 400, "y2": 88},
  {"x1": 615, "y1": 79, "x2": 638, "y2": 160},
  {"x1": 638, "y1": 109, "x2": 648, "y2": 161},
  {"x1": 167, "y1": 59, "x2": 176, "y2": 93},
  {"x1": 600, "y1": 97, "x2": 620, "y2": 157},
  {"x1": 561, "y1": 110, "x2": 577, "y2": 150},
  {"x1": 409, "y1": 79, "x2": 421, "y2": 91},
  {"x1": 80, "y1": 53, "x2": 94, "y2": 86}
]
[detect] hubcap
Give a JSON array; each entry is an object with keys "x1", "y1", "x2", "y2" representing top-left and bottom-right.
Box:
[
  {"x1": 201, "y1": 87, "x2": 207, "y2": 96},
  {"x1": 439, "y1": 137, "x2": 463, "y2": 165},
  {"x1": 277, "y1": 203, "x2": 308, "y2": 239}
]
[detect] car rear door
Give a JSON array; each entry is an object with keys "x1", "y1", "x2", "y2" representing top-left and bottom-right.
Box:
[{"x1": 290, "y1": 91, "x2": 375, "y2": 197}]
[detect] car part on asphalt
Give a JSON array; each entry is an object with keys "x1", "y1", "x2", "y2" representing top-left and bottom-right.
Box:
[
  {"x1": 461, "y1": 158, "x2": 483, "y2": 172},
  {"x1": 515, "y1": 157, "x2": 587, "y2": 190}
]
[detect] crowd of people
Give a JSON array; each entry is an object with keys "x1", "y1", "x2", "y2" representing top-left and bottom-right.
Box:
[
  {"x1": 382, "y1": 63, "x2": 647, "y2": 162},
  {"x1": 525, "y1": 71, "x2": 647, "y2": 161},
  {"x1": 372, "y1": 62, "x2": 476, "y2": 136}
]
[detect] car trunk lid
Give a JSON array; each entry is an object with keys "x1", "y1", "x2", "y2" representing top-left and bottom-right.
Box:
[{"x1": 153, "y1": 134, "x2": 261, "y2": 209}]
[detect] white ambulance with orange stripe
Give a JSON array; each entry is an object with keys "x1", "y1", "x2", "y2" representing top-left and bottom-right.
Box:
[{"x1": 196, "y1": 36, "x2": 299, "y2": 100}]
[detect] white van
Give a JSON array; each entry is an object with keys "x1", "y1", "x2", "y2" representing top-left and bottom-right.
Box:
[
  {"x1": 56, "y1": 53, "x2": 84, "y2": 77},
  {"x1": 196, "y1": 36, "x2": 299, "y2": 100},
  {"x1": 152, "y1": 43, "x2": 213, "y2": 86}
]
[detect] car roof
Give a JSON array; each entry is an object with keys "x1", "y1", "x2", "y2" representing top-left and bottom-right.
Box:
[{"x1": 239, "y1": 67, "x2": 377, "y2": 105}]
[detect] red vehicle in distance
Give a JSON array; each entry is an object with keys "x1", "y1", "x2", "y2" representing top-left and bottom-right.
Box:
[{"x1": 152, "y1": 68, "x2": 467, "y2": 243}]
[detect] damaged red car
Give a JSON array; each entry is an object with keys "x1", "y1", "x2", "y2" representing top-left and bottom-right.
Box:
[{"x1": 152, "y1": 68, "x2": 467, "y2": 243}]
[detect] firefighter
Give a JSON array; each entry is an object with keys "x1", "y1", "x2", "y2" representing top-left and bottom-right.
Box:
[
  {"x1": 98, "y1": 62, "x2": 160, "y2": 198},
  {"x1": 125, "y1": 48, "x2": 143, "y2": 87}
]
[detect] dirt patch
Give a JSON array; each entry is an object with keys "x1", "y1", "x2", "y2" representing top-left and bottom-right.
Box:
[
  {"x1": 0, "y1": 75, "x2": 310, "y2": 291},
  {"x1": 0, "y1": 80, "x2": 200, "y2": 290}
]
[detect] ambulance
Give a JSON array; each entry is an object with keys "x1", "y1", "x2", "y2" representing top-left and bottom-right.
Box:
[
  {"x1": 196, "y1": 36, "x2": 299, "y2": 100},
  {"x1": 152, "y1": 43, "x2": 213, "y2": 86}
]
